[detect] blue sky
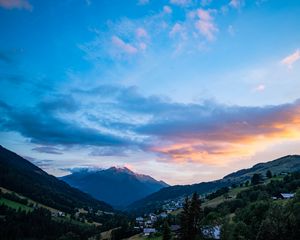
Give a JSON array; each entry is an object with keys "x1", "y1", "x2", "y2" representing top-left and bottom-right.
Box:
[{"x1": 1, "y1": 0, "x2": 300, "y2": 184}]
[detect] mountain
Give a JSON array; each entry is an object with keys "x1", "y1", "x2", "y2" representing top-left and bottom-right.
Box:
[
  {"x1": 128, "y1": 155, "x2": 300, "y2": 214},
  {"x1": 0, "y1": 145, "x2": 112, "y2": 213},
  {"x1": 61, "y1": 167, "x2": 169, "y2": 207}
]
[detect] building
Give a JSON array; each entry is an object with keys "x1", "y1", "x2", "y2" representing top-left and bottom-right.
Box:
[
  {"x1": 280, "y1": 193, "x2": 295, "y2": 199},
  {"x1": 136, "y1": 217, "x2": 144, "y2": 222},
  {"x1": 202, "y1": 226, "x2": 221, "y2": 240},
  {"x1": 143, "y1": 228, "x2": 156, "y2": 236}
]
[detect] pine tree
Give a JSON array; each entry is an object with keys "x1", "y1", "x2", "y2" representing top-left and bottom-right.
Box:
[
  {"x1": 179, "y1": 193, "x2": 203, "y2": 240},
  {"x1": 190, "y1": 192, "x2": 203, "y2": 239},
  {"x1": 266, "y1": 170, "x2": 272, "y2": 179},
  {"x1": 251, "y1": 173, "x2": 261, "y2": 185},
  {"x1": 179, "y1": 197, "x2": 192, "y2": 240},
  {"x1": 162, "y1": 220, "x2": 172, "y2": 240}
]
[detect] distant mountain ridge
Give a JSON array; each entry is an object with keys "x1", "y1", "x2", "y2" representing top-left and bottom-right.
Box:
[
  {"x1": 61, "y1": 166, "x2": 169, "y2": 208},
  {"x1": 127, "y1": 155, "x2": 300, "y2": 214},
  {"x1": 0, "y1": 145, "x2": 112, "y2": 213}
]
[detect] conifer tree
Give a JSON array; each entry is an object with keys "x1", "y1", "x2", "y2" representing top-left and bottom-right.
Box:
[
  {"x1": 190, "y1": 192, "x2": 203, "y2": 239},
  {"x1": 162, "y1": 220, "x2": 172, "y2": 240},
  {"x1": 179, "y1": 193, "x2": 203, "y2": 240},
  {"x1": 179, "y1": 197, "x2": 192, "y2": 240}
]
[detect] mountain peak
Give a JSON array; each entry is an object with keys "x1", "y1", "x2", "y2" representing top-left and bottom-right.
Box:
[
  {"x1": 62, "y1": 165, "x2": 169, "y2": 207},
  {"x1": 107, "y1": 166, "x2": 135, "y2": 175}
]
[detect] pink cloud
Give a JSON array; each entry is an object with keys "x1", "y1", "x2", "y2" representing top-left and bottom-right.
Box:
[
  {"x1": 163, "y1": 5, "x2": 172, "y2": 14},
  {"x1": 195, "y1": 9, "x2": 218, "y2": 41},
  {"x1": 111, "y1": 36, "x2": 138, "y2": 54},
  {"x1": 281, "y1": 49, "x2": 300, "y2": 69},
  {"x1": 136, "y1": 27, "x2": 148, "y2": 38},
  {"x1": 0, "y1": 0, "x2": 32, "y2": 10},
  {"x1": 229, "y1": 0, "x2": 243, "y2": 9},
  {"x1": 169, "y1": 23, "x2": 184, "y2": 37}
]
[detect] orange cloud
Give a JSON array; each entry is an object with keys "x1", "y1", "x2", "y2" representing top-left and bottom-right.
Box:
[{"x1": 149, "y1": 101, "x2": 300, "y2": 165}]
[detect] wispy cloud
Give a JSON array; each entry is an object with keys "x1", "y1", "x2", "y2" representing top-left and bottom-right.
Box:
[
  {"x1": 254, "y1": 84, "x2": 265, "y2": 92},
  {"x1": 163, "y1": 5, "x2": 172, "y2": 14},
  {"x1": 111, "y1": 35, "x2": 138, "y2": 55},
  {"x1": 138, "y1": 0, "x2": 149, "y2": 5},
  {"x1": 281, "y1": 49, "x2": 300, "y2": 69},
  {"x1": 32, "y1": 146, "x2": 63, "y2": 155},
  {"x1": 170, "y1": 0, "x2": 191, "y2": 7},
  {"x1": 194, "y1": 9, "x2": 218, "y2": 41},
  {"x1": 0, "y1": 0, "x2": 32, "y2": 11},
  {"x1": 229, "y1": 0, "x2": 243, "y2": 9}
]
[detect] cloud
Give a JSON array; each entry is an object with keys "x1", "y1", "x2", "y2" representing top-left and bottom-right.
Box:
[
  {"x1": 32, "y1": 146, "x2": 63, "y2": 155},
  {"x1": 254, "y1": 84, "x2": 265, "y2": 92},
  {"x1": 0, "y1": 0, "x2": 32, "y2": 10},
  {"x1": 163, "y1": 5, "x2": 172, "y2": 14},
  {"x1": 89, "y1": 147, "x2": 128, "y2": 157},
  {"x1": 111, "y1": 36, "x2": 138, "y2": 55},
  {"x1": 0, "y1": 99, "x2": 131, "y2": 148},
  {"x1": 194, "y1": 9, "x2": 218, "y2": 41},
  {"x1": 170, "y1": 0, "x2": 191, "y2": 6},
  {"x1": 281, "y1": 49, "x2": 300, "y2": 69},
  {"x1": 138, "y1": 0, "x2": 149, "y2": 5},
  {"x1": 136, "y1": 28, "x2": 148, "y2": 38},
  {"x1": 228, "y1": 25, "x2": 235, "y2": 36},
  {"x1": 201, "y1": 0, "x2": 212, "y2": 6},
  {"x1": 229, "y1": 0, "x2": 243, "y2": 9},
  {"x1": 2, "y1": 84, "x2": 300, "y2": 167},
  {"x1": 131, "y1": 96, "x2": 300, "y2": 164},
  {"x1": 24, "y1": 156, "x2": 54, "y2": 168},
  {"x1": 169, "y1": 23, "x2": 184, "y2": 37}
]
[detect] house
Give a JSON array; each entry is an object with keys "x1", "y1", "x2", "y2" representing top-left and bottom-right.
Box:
[
  {"x1": 143, "y1": 228, "x2": 156, "y2": 236},
  {"x1": 170, "y1": 225, "x2": 181, "y2": 232},
  {"x1": 136, "y1": 217, "x2": 144, "y2": 222},
  {"x1": 160, "y1": 212, "x2": 168, "y2": 218},
  {"x1": 280, "y1": 193, "x2": 295, "y2": 199},
  {"x1": 202, "y1": 226, "x2": 221, "y2": 240},
  {"x1": 145, "y1": 220, "x2": 153, "y2": 227},
  {"x1": 150, "y1": 215, "x2": 157, "y2": 222}
]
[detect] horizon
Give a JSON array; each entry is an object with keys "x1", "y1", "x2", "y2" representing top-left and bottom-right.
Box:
[{"x1": 1, "y1": 0, "x2": 300, "y2": 185}]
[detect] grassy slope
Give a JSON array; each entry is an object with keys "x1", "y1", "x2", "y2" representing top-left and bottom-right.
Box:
[
  {"x1": 171, "y1": 176, "x2": 285, "y2": 216},
  {"x1": 126, "y1": 234, "x2": 162, "y2": 240},
  {"x1": 0, "y1": 186, "x2": 98, "y2": 227},
  {"x1": 0, "y1": 198, "x2": 32, "y2": 212}
]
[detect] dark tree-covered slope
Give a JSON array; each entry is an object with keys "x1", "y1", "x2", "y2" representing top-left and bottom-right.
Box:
[{"x1": 0, "y1": 145, "x2": 112, "y2": 213}]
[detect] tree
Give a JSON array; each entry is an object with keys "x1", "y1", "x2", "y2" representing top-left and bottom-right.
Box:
[
  {"x1": 251, "y1": 174, "x2": 261, "y2": 185},
  {"x1": 190, "y1": 192, "x2": 203, "y2": 237},
  {"x1": 266, "y1": 170, "x2": 272, "y2": 179},
  {"x1": 179, "y1": 197, "x2": 192, "y2": 240},
  {"x1": 232, "y1": 221, "x2": 250, "y2": 240},
  {"x1": 179, "y1": 193, "x2": 203, "y2": 240},
  {"x1": 162, "y1": 220, "x2": 172, "y2": 240}
]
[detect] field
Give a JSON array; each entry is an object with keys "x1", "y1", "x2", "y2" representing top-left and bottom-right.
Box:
[
  {"x1": 0, "y1": 197, "x2": 32, "y2": 212},
  {"x1": 126, "y1": 234, "x2": 162, "y2": 240}
]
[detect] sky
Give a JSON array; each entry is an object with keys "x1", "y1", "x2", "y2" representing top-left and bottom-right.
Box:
[{"x1": 0, "y1": 0, "x2": 300, "y2": 185}]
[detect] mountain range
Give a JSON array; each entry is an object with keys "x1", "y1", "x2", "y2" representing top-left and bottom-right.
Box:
[
  {"x1": 61, "y1": 167, "x2": 169, "y2": 208},
  {"x1": 127, "y1": 155, "x2": 300, "y2": 214},
  {"x1": 0, "y1": 145, "x2": 112, "y2": 213},
  {"x1": 1, "y1": 144, "x2": 299, "y2": 216}
]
